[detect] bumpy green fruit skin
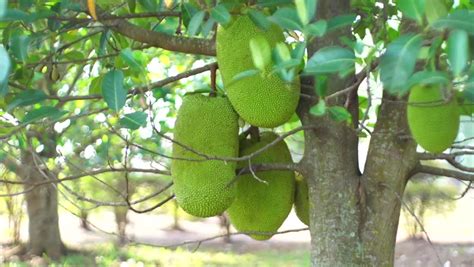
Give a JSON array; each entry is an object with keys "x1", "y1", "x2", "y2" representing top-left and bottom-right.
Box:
[
  {"x1": 171, "y1": 94, "x2": 239, "y2": 217},
  {"x1": 294, "y1": 174, "x2": 309, "y2": 226},
  {"x1": 216, "y1": 16, "x2": 300, "y2": 128},
  {"x1": 227, "y1": 132, "x2": 295, "y2": 240},
  {"x1": 407, "y1": 85, "x2": 460, "y2": 153}
]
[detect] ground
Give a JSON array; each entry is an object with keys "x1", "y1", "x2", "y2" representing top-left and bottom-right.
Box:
[{"x1": 1, "y1": 191, "x2": 473, "y2": 266}]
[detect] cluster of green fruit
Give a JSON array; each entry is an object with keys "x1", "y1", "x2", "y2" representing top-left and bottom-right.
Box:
[
  {"x1": 170, "y1": 15, "x2": 306, "y2": 240},
  {"x1": 407, "y1": 85, "x2": 472, "y2": 153}
]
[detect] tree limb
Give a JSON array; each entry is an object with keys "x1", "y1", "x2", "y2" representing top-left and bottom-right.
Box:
[
  {"x1": 0, "y1": 167, "x2": 170, "y2": 186},
  {"x1": 418, "y1": 152, "x2": 474, "y2": 172},
  {"x1": 100, "y1": 13, "x2": 216, "y2": 56},
  {"x1": 416, "y1": 164, "x2": 474, "y2": 182},
  {"x1": 47, "y1": 62, "x2": 217, "y2": 103}
]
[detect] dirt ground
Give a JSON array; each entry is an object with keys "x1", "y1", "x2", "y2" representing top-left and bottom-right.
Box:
[{"x1": 1, "y1": 192, "x2": 474, "y2": 266}]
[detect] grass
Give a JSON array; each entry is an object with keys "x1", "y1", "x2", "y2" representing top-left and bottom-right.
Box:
[{"x1": 1, "y1": 244, "x2": 310, "y2": 267}]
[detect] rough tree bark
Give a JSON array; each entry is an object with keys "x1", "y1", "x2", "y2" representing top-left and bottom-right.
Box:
[
  {"x1": 296, "y1": 1, "x2": 419, "y2": 266},
  {"x1": 20, "y1": 152, "x2": 64, "y2": 259}
]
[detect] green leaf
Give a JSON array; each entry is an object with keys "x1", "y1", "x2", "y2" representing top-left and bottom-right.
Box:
[
  {"x1": 98, "y1": 30, "x2": 110, "y2": 57},
  {"x1": 48, "y1": 19, "x2": 66, "y2": 30},
  {"x1": 0, "y1": 120, "x2": 16, "y2": 136},
  {"x1": 432, "y1": 10, "x2": 474, "y2": 35},
  {"x1": 464, "y1": 84, "x2": 474, "y2": 102},
  {"x1": 5, "y1": 9, "x2": 52, "y2": 23},
  {"x1": 60, "y1": 1, "x2": 82, "y2": 12},
  {"x1": 10, "y1": 34, "x2": 30, "y2": 61},
  {"x1": 231, "y1": 69, "x2": 260, "y2": 83},
  {"x1": 407, "y1": 71, "x2": 450, "y2": 89},
  {"x1": 328, "y1": 106, "x2": 351, "y2": 122},
  {"x1": 359, "y1": 96, "x2": 368, "y2": 109},
  {"x1": 427, "y1": 36, "x2": 443, "y2": 60},
  {"x1": 305, "y1": 46, "x2": 355, "y2": 74},
  {"x1": 447, "y1": 30, "x2": 469, "y2": 76},
  {"x1": 274, "y1": 42, "x2": 291, "y2": 63},
  {"x1": 89, "y1": 76, "x2": 104, "y2": 95},
  {"x1": 0, "y1": 81, "x2": 7, "y2": 97},
  {"x1": 326, "y1": 14, "x2": 356, "y2": 33},
  {"x1": 248, "y1": 10, "x2": 271, "y2": 31},
  {"x1": 250, "y1": 36, "x2": 272, "y2": 71},
  {"x1": 398, "y1": 0, "x2": 425, "y2": 24},
  {"x1": 138, "y1": 0, "x2": 157, "y2": 11},
  {"x1": 210, "y1": 5, "x2": 231, "y2": 26},
  {"x1": 425, "y1": 0, "x2": 448, "y2": 24},
  {"x1": 272, "y1": 58, "x2": 301, "y2": 70},
  {"x1": 152, "y1": 87, "x2": 170, "y2": 99},
  {"x1": 120, "y1": 111, "x2": 147, "y2": 130},
  {"x1": 295, "y1": 0, "x2": 309, "y2": 25},
  {"x1": 7, "y1": 90, "x2": 47, "y2": 111},
  {"x1": 315, "y1": 75, "x2": 328, "y2": 97},
  {"x1": 128, "y1": 0, "x2": 136, "y2": 13},
  {"x1": 291, "y1": 42, "x2": 306, "y2": 61},
  {"x1": 188, "y1": 11, "x2": 206, "y2": 36},
  {"x1": 0, "y1": 0, "x2": 6, "y2": 17},
  {"x1": 63, "y1": 51, "x2": 84, "y2": 61},
  {"x1": 463, "y1": 75, "x2": 474, "y2": 102},
  {"x1": 304, "y1": 20, "x2": 327, "y2": 37},
  {"x1": 120, "y1": 48, "x2": 142, "y2": 71},
  {"x1": 201, "y1": 18, "x2": 216, "y2": 38},
  {"x1": 181, "y1": 3, "x2": 199, "y2": 29},
  {"x1": 0, "y1": 46, "x2": 10, "y2": 84},
  {"x1": 0, "y1": 9, "x2": 29, "y2": 22},
  {"x1": 256, "y1": 0, "x2": 293, "y2": 7},
  {"x1": 380, "y1": 34, "x2": 423, "y2": 95},
  {"x1": 304, "y1": 0, "x2": 317, "y2": 24},
  {"x1": 102, "y1": 70, "x2": 126, "y2": 112},
  {"x1": 269, "y1": 7, "x2": 303, "y2": 31},
  {"x1": 22, "y1": 106, "x2": 66, "y2": 125},
  {"x1": 19, "y1": 0, "x2": 33, "y2": 10},
  {"x1": 310, "y1": 100, "x2": 326, "y2": 116}
]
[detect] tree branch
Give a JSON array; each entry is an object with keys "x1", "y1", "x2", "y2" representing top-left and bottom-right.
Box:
[
  {"x1": 0, "y1": 167, "x2": 170, "y2": 186},
  {"x1": 415, "y1": 164, "x2": 474, "y2": 182},
  {"x1": 418, "y1": 152, "x2": 474, "y2": 172},
  {"x1": 47, "y1": 62, "x2": 217, "y2": 103},
  {"x1": 130, "y1": 227, "x2": 309, "y2": 249},
  {"x1": 51, "y1": 11, "x2": 180, "y2": 22},
  {"x1": 100, "y1": 13, "x2": 216, "y2": 56}
]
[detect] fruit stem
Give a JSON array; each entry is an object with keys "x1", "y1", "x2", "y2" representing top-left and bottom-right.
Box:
[{"x1": 210, "y1": 64, "x2": 217, "y2": 97}]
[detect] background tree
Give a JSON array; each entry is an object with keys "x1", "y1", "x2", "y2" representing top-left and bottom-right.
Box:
[{"x1": 0, "y1": 0, "x2": 473, "y2": 265}]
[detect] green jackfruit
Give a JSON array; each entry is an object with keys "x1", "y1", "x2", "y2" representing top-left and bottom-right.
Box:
[
  {"x1": 407, "y1": 85, "x2": 460, "y2": 153},
  {"x1": 227, "y1": 132, "x2": 295, "y2": 240},
  {"x1": 216, "y1": 16, "x2": 300, "y2": 128},
  {"x1": 171, "y1": 94, "x2": 239, "y2": 217},
  {"x1": 294, "y1": 174, "x2": 309, "y2": 226}
]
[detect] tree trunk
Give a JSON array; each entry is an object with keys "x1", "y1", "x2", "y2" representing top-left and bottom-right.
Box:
[
  {"x1": 171, "y1": 200, "x2": 184, "y2": 231},
  {"x1": 299, "y1": 1, "x2": 362, "y2": 264},
  {"x1": 21, "y1": 152, "x2": 64, "y2": 259},
  {"x1": 113, "y1": 179, "x2": 133, "y2": 245},
  {"x1": 297, "y1": 1, "x2": 419, "y2": 265},
  {"x1": 359, "y1": 92, "x2": 418, "y2": 265},
  {"x1": 301, "y1": 92, "x2": 418, "y2": 266},
  {"x1": 79, "y1": 210, "x2": 91, "y2": 231},
  {"x1": 114, "y1": 206, "x2": 128, "y2": 245}
]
